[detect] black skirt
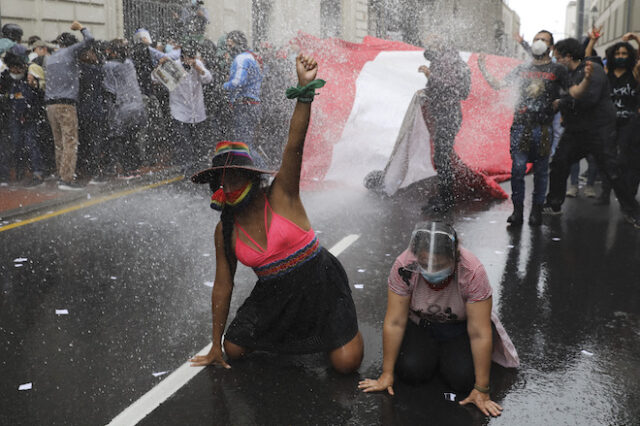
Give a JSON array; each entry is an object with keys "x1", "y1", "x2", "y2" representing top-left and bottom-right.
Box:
[{"x1": 224, "y1": 247, "x2": 359, "y2": 354}]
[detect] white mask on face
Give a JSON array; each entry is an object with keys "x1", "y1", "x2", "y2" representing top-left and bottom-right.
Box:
[
  {"x1": 531, "y1": 40, "x2": 549, "y2": 56},
  {"x1": 10, "y1": 72, "x2": 25, "y2": 80}
]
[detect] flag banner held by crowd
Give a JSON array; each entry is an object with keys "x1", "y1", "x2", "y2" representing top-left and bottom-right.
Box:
[
  {"x1": 152, "y1": 60, "x2": 187, "y2": 92},
  {"x1": 293, "y1": 34, "x2": 521, "y2": 199}
]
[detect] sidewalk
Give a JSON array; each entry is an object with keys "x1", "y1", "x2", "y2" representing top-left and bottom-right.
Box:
[{"x1": 0, "y1": 168, "x2": 183, "y2": 221}]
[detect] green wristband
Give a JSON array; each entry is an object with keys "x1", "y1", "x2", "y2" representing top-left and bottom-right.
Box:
[
  {"x1": 474, "y1": 383, "x2": 490, "y2": 394},
  {"x1": 286, "y1": 79, "x2": 326, "y2": 103}
]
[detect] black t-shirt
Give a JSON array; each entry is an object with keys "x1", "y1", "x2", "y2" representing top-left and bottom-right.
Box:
[
  {"x1": 608, "y1": 71, "x2": 640, "y2": 125},
  {"x1": 505, "y1": 61, "x2": 571, "y2": 124},
  {"x1": 558, "y1": 60, "x2": 617, "y2": 131}
]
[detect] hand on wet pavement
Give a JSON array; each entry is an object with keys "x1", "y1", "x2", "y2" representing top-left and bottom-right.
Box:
[
  {"x1": 357, "y1": 372, "x2": 394, "y2": 395},
  {"x1": 459, "y1": 389, "x2": 503, "y2": 417},
  {"x1": 189, "y1": 346, "x2": 231, "y2": 369}
]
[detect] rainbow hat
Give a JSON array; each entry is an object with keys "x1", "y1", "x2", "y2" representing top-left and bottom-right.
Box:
[{"x1": 191, "y1": 141, "x2": 275, "y2": 186}]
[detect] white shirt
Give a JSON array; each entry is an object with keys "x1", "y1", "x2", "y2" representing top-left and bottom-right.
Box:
[{"x1": 168, "y1": 59, "x2": 212, "y2": 124}]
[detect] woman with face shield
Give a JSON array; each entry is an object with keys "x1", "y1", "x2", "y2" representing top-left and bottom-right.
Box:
[
  {"x1": 359, "y1": 222, "x2": 519, "y2": 417},
  {"x1": 189, "y1": 54, "x2": 363, "y2": 374}
]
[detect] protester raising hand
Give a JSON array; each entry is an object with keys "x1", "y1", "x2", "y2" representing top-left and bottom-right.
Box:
[{"x1": 296, "y1": 54, "x2": 318, "y2": 86}]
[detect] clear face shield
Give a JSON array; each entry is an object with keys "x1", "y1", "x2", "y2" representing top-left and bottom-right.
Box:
[{"x1": 405, "y1": 222, "x2": 457, "y2": 285}]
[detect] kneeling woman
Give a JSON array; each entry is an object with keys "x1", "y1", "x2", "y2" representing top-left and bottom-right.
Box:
[
  {"x1": 359, "y1": 222, "x2": 518, "y2": 416},
  {"x1": 189, "y1": 54, "x2": 363, "y2": 373}
]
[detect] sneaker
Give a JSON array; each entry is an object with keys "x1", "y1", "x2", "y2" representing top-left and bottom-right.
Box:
[
  {"x1": 566, "y1": 185, "x2": 578, "y2": 198},
  {"x1": 88, "y1": 175, "x2": 108, "y2": 185},
  {"x1": 23, "y1": 175, "x2": 45, "y2": 188},
  {"x1": 622, "y1": 211, "x2": 640, "y2": 229},
  {"x1": 584, "y1": 185, "x2": 597, "y2": 198},
  {"x1": 542, "y1": 203, "x2": 562, "y2": 215},
  {"x1": 58, "y1": 179, "x2": 85, "y2": 191}
]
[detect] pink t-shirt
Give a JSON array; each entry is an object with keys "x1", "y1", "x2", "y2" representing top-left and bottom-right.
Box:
[
  {"x1": 389, "y1": 247, "x2": 492, "y2": 323},
  {"x1": 387, "y1": 246, "x2": 520, "y2": 368}
]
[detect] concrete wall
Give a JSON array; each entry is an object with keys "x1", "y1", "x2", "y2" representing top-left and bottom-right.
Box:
[
  {"x1": 593, "y1": 0, "x2": 639, "y2": 52},
  {"x1": 0, "y1": 0, "x2": 123, "y2": 42}
]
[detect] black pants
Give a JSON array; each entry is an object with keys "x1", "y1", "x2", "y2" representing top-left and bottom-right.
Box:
[
  {"x1": 395, "y1": 320, "x2": 474, "y2": 392},
  {"x1": 600, "y1": 120, "x2": 635, "y2": 197},
  {"x1": 172, "y1": 119, "x2": 207, "y2": 171},
  {"x1": 433, "y1": 112, "x2": 462, "y2": 207},
  {"x1": 546, "y1": 124, "x2": 639, "y2": 213}
]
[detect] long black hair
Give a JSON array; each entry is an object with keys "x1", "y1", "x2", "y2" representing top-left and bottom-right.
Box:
[{"x1": 605, "y1": 41, "x2": 637, "y2": 75}]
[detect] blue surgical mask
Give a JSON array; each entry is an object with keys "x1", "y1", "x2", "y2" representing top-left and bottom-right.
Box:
[
  {"x1": 420, "y1": 266, "x2": 454, "y2": 284},
  {"x1": 164, "y1": 44, "x2": 174, "y2": 53},
  {"x1": 551, "y1": 56, "x2": 557, "y2": 63}
]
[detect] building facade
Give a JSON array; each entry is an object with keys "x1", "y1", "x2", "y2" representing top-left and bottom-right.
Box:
[
  {"x1": 1, "y1": 0, "x2": 523, "y2": 57},
  {"x1": 592, "y1": 0, "x2": 640, "y2": 52}
]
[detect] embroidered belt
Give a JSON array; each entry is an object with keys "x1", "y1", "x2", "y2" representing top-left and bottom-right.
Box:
[{"x1": 253, "y1": 236, "x2": 321, "y2": 281}]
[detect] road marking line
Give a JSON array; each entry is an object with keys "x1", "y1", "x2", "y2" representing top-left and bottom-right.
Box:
[
  {"x1": 0, "y1": 176, "x2": 183, "y2": 233},
  {"x1": 106, "y1": 343, "x2": 213, "y2": 426},
  {"x1": 106, "y1": 233, "x2": 361, "y2": 426},
  {"x1": 329, "y1": 234, "x2": 360, "y2": 257}
]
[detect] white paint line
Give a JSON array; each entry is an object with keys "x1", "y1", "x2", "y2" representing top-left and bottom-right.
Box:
[
  {"x1": 106, "y1": 234, "x2": 360, "y2": 425},
  {"x1": 329, "y1": 234, "x2": 360, "y2": 257},
  {"x1": 106, "y1": 343, "x2": 212, "y2": 426}
]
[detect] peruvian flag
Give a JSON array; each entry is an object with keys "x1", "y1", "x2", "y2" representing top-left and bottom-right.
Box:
[{"x1": 293, "y1": 33, "x2": 522, "y2": 199}]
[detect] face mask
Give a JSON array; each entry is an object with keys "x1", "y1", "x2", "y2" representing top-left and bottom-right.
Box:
[
  {"x1": 164, "y1": 44, "x2": 174, "y2": 53},
  {"x1": 9, "y1": 72, "x2": 25, "y2": 80},
  {"x1": 551, "y1": 56, "x2": 557, "y2": 63},
  {"x1": 420, "y1": 265, "x2": 454, "y2": 285},
  {"x1": 210, "y1": 181, "x2": 254, "y2": 211},
  {"x1": 613, "y1": 57, "x2": 629, "y2": 69},
  {"x1": 531, "y1": 40, "x2": 549, "y2": 57},
  {"x1": 28, "y1": 52, "x2": 38, "y2": 62}
]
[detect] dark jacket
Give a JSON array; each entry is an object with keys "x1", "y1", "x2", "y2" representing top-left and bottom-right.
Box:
[
  {"x1": 0, "y1": 70, "x2": 42, "y2": 122},
  {"x1": 558, "y1": 60, "x2": 616, "y2": 131}
]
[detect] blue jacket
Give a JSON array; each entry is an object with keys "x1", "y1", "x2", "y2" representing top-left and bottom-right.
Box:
[{"x1": 223, "y1": 51, "x2": 262, "y2": 103}]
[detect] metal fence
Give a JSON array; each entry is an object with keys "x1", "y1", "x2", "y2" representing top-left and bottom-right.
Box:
[{"x1": 123, "y1": 0, "x2": 184, "y2": 41}]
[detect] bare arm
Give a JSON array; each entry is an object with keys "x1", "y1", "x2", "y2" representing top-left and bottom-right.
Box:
[
  {"x1": 358, "y1": 290, "x2": 410, "y2": 395},
  {"x1": 190, "y1": 222, "x2": 237, "y2": 367},
  {"x1": 459, "y1": 297, "x2": 503, "y2": 417},
  {"x1": 273, "y1": 55, "x2": 317, "y2": 198},
  {"x1": 585, "y1": 26, "x2": 602, "y2": 58},
  {"x1": 477, "y1": 53, "x2": 507, "y2": 91}
]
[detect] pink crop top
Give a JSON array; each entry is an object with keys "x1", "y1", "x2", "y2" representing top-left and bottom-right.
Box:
[{"x1": 234, "y1": 197, "x2": 319, "y2": 280}]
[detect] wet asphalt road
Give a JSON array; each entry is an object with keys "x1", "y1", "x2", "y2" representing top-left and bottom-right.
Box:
[{"x1": 1, "y1": 173, "x2": 639, "y2": 425}]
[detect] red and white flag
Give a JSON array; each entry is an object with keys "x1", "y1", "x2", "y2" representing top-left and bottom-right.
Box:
[{"x1": 293, "y1": 33, "x2": 522, "y2": 199}]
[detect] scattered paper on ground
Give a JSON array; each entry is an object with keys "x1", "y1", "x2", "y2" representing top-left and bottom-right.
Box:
[
  {"x1": 204, "y1": 281, "x2": 214, "y2": 288},
  {"x1": 152, "y1": 371, "x2": 169, "y2": 377},
  {"x1": 354, "y1": 284, "x2": 364, "y2": 289},
  {"x1": 581, "y1": 350, "x2": 594, "y2": 356},
  {"x1": 55, "y1": 309, "x2": 69, "y2": 315},
  {"x1": 18, "y1": 383, "x2": 32, "y2": 391}
]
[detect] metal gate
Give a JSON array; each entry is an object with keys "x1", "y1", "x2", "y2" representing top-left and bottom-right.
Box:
[{"x1": 123, "y1": 0, "x2": 184, "y2": 41}]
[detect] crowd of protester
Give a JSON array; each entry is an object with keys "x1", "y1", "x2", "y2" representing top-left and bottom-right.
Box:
[
  {"x1": 479, "y1": 26, "x2": 640, "y2": 228},
  {"x1": 0, "y1": 11, "x2": 294, "y2": 190}
]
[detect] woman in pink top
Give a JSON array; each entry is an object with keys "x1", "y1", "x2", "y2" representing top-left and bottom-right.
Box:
[
  {"x1": 189, "y1": 54, "x2": 363, "y2": 373},
  {"x1": 359, "y1": 222, "x2": 519, "y2": 417}
]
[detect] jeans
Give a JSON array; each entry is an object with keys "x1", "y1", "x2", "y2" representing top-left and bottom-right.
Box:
[
  {"x1": 10, "y1": 118, "x2": 43, "y2": 177},
  {"x1": 569, "y1": 155, "x2": 598, "y2": 186},
  {"x1": 510, "y1": 123, "x2": 551, "y2": 206}
]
